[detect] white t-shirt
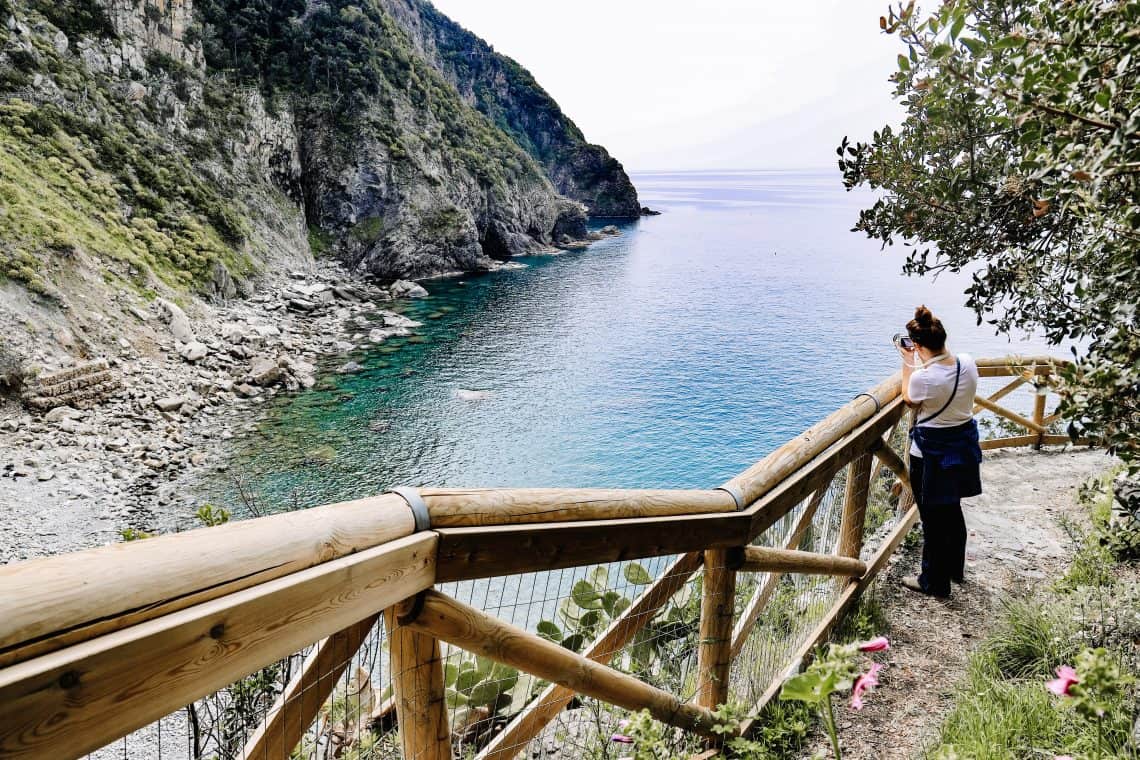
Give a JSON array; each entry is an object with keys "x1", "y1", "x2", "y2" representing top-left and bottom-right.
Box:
[{"x1": 908, "y1": 352, "x2": 978, "y2": 457}]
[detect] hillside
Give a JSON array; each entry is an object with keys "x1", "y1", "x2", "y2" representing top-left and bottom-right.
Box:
[{"x1": 0, "y1": 0, "x2": 631, "y2": 372}]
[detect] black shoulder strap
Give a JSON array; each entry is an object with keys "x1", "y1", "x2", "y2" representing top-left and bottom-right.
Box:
[{"x1": 916, "y1": 357, "x2": 961, "y2": 425}]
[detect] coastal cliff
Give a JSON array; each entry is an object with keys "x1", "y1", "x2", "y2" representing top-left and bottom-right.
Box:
[
  {"x1": 0, "y1": 0, "x2": 634, "y2": 367},
  {"x1": 377, "y1": 0, "x2": 642, "y2": 218}
]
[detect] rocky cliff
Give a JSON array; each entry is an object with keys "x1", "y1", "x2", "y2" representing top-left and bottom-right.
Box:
[
  {"x1": 0, "y1": 0, "x2": 637, "y2": 351},
  {"x1": 378, "y1": 0, "x2": 641, "y2": 218}
]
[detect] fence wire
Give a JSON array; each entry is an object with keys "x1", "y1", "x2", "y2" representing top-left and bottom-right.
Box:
[{"x1": 81, "y1": 414, "x2": 928, "y2": 760}]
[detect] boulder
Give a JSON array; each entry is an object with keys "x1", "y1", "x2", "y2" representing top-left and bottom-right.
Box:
[
  {"x1": 247, "y1": 356, "x2": 283, "y2": 387},
  {"x1": 154, "y1": 396, "x2": 186, "y2": 412},
  {"x1": 599, "y1": 225, "x2": 621, "y2": 236},
  {"x1": 337, "y1": 361, "x2": 364, "y2": 374},
  {"x1": 44, "y1": 406, "x2": 80, "y2": 423},
  {"x1": 155, "y1": 299, "x2": 196, "y2": 343},
  {"x1": 390, "y1": 280, "x2": 429, "y2": 298},
  {"x1": 178, "y1": 341, "x2": 209, "y2": 362},
  {"x1": 382, "y1": 314, "x2": 423, "y2": 329}
]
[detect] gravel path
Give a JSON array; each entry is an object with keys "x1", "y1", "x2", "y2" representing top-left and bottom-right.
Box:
[{"x1": 804, "y1": 446, "x2": 1113, "y2": 759}]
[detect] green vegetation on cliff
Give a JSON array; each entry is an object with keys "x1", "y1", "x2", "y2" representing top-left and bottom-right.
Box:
[{"x1": 0, "y1": 12, "x2": 253, "y2": 297}]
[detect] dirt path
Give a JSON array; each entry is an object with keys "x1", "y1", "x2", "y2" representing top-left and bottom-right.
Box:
[{"x1": 808, "y1": 447, "x2": 1113, "y2": 759}]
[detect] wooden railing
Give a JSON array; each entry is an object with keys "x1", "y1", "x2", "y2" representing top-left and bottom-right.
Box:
[{"x1": 0, "y1": 356, "x2": 1081, "y2": 760}]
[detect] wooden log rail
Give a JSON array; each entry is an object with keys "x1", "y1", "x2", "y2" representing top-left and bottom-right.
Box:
[{"x1": 0, "y1": 356, "x2": 1076, "y2": 760}]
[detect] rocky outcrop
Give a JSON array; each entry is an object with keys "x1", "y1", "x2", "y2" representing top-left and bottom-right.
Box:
[{"x1": 377, "y1": 0, "x2": 641, "y2": 218}]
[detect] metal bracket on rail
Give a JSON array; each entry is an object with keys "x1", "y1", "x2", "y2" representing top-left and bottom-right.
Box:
[
  {"x1": 715, "y1": 484, "x2": 746, "y2": 511},
  {"x1": 852, "y1": 392, "x2": 882, "y2": 414},
  {"x1": 388, "y1": 486, "x2": 431, "y2": 533}
]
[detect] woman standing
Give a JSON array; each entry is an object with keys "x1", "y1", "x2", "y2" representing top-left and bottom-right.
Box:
[{"x1": 897, "y1": 306, "x2": 982, "y2": 598}]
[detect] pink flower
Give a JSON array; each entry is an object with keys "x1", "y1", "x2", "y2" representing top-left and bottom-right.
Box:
[
  {"x1": 617, "y1": 719, "x2": 630, "y2": 730},
  {"x1": 850, "y1": 662, "x2": 884, "y2": 710},
  {"x1": 858, "y1": 636, "x2": 890, "y2": 652},
  {"x1": 1054, "y1": 756, "x2": 1074, "y2": 760},
  {"x1": 1046, "y1": 665, "x2": 1079, "y2": 697},
  {"x1": 610, "y1": 734, "x2": 634, "y2": 744}
]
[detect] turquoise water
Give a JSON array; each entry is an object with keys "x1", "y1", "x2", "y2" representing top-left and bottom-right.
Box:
[{"x1": 206, "y1": 170, "x2": 1051, "y2": 512}]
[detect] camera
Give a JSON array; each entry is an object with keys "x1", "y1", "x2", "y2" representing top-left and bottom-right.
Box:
[{"x1": 892, "y1": 333, "x2": 915, "y2": 350}]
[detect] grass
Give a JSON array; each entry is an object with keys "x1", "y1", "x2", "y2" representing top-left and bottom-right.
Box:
[{"x1": 927, "y1": 470, "x2": 1140, "y2": 759}]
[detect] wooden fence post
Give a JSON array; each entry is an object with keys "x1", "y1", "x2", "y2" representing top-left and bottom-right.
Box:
[
  {"x1": 838, "y1": 453, "x2": 874, "y2": 560},
  {"x1": 696, "y1": 549, "x2": 736, "y2": 719},
  {"x1": 386, "y1": 601, "x2": 452, "y2": 760},
  {"x1": 1032, "y1": 383, "x2": 1048, "y2": 449}
]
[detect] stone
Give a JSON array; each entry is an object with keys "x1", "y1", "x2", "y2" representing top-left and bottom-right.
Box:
[
  {"x1": 37, "y1": 469, "x2": 55, "y2": 482},
  {"x1": 178, "y1": 341, "x2": 209, "y2": 362},
  {"x1": 252, "y1": 324, "x2": 281, "y2": 339},
  {"x1": 247, "y1": 356, "x2": 283, "y2": 386},
  {"x1": 125, "y1": 81, "x2": 148, "y2": 102},
  {"x1": 44, "y1": 406, "x2": 80, "y2": 423},
  {"x1": 337, "y1": 361, "x2": 363, "y2": 374},
  {"x1": 189, "y1": 451, "x2": 207, "y2": 466},
  {"x1": 105, "y1": 438, "x2": 130, "y2": 452},
  {"x1": 234, "y1": 383, "x2": 259, "y2": 398},
  {"x1": 155, "y1": 299, "x2": 196, "y2": 343},
  {"x1": 390, "y1": 280, "x2": 429, "y2": 298},
  {"x1": 288, "y1": 298, "x2": 317, "y2": 312},
  {"x1": 382, "y1": 314, "x2": 423, "y2": 329},
  {"x1": 599, "y1": 225, "x2": 621, "y2": 236},
  {"x1": 154, "y1": 396, "x2": 186, "y2": 412}
]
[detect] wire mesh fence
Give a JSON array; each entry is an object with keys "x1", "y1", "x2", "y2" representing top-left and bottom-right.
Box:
[{"x1": 79, "y1": 426, "x2": 917, "y2": 760}]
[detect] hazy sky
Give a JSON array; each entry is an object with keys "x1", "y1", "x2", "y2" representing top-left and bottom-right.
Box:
[{"x1": 429, "y1": 0, "x2": 904, "y2": 171}]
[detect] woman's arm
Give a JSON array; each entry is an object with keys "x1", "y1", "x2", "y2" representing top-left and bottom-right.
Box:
[{"x1": 900, "y1": 348, "x2": 918, "y2": 405}]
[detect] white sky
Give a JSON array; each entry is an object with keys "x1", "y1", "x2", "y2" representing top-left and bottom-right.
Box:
[{"x1": 429, "y1": 0, "x2": 904, "y2": 171}]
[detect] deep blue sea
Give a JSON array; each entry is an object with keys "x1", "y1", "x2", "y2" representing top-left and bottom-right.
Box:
[{"x1": 202, "y1": 170, "x2": 1052, "y2": 512}]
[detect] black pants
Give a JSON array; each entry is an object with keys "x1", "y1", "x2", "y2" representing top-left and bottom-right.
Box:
[{"x1": 910, "y1": 454, "x2": 967, "y2": 596}]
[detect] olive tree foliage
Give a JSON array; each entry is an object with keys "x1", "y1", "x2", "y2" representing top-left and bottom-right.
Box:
[{"x1": 838, "y1": 1, "x2": 1140, "y2": 462}]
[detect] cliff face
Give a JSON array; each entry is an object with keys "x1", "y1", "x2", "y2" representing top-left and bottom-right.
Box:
[
  {"x1": 0, "y1": 0, "x2": 618, "y2": 318},
  {"x1": 378, "y1": 0, "x2": 642, "y2": 218}
]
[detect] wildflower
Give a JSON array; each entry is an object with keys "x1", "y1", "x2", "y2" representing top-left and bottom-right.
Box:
[
  {"x1": 858, "y1": 636, "x2": 890, "y2": 652},
  {"x1": 617, "y1": 719, "x2": 630, "y2": 730},
  {"x1": 610, "y1": 733, "x2": 634, "y2": 744},
  {"x1": 1046, "y1": 665, "x2": 1079, "y2": 697},
  {"x1": 850, "y1": 662, "x2": 884, "y2": 710}
]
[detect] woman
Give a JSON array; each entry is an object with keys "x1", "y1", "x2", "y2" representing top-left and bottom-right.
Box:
[{"x1": 898, "y1": 305, "x2": 982, "y2": 598}]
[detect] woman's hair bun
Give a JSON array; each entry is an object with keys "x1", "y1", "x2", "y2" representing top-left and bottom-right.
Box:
[{"x1": 913, "y1": 305, "x2": 934, "y2": 328}]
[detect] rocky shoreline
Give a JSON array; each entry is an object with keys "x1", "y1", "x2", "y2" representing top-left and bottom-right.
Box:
[
  {"x1": 0, "y1": 262, "x2": 442, "y2": 563},
  {"x1": 0, "y1": 227, "x2": 629, "y2": 564}
]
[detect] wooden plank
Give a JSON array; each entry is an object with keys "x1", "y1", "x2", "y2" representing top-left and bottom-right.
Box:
[
  {"x1": 386, "y1": 608, "x2": 451, "y2": 760},
  {"x1": 973, "y1": 395, "x2": 1047, "y2": 434},
  {"x1": 736, "y1": 547, "x2": 866, "y2": 577},
  {"x1": 738, "y1": 505, "x2": 919, "y2": 739},
  {"x1": 838, "y1": 453, "x2": 874, "y2": 560},
  {"x1": 980, "y1": 434, "x2": 1039, "y2": 451},
  {"x1": 872, "y1": 442, "x2": 911, "y2": 492},
  {"x1": 868, "y1": 417, "x2": 903, "y2": 486},
  {"x1": 421, "y1": 488, "x2": 736, "y2": 527},
  {"x1": 477, "y1": 552, "x2": 704, "y2": 760},
  {"x1": 0, "y1": 533, "x2": 437, "y2": 760},
  {"x1": 435, "y1": 510, "x2": 752, "y2": 583},
  {"x1": 0, "y1": 493, "x2": 414, "y2": 668},
  {"x1": 1033, "y1": 387, "x2": 1048, "y2": 448},
  {"x1": 241, "y1": 614, "x2": 380, "y2": 760},
  {"x1": 723, "y1": 375, "x2": 901, "y2": 507},
  {"x1": 730, "y1": 488, "x2": 827, "y2": 660},
  {"x1": 435, "y1": 399, "x2": 900, "y2": 585},
  {"x1": 972, "y1": 377, "x2": 1026, "y2": 414},
  {"x1": 744, "y1": 400, "x2": 905, "y2": 540},
  {"x1": 696, "y1": 549, "x2": 736, "y2": 715},
  {"x1": 401, "y1": 591, "x2": 723, "y2": 738}
]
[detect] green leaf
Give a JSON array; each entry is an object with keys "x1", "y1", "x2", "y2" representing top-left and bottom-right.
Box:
[
  {"x1": 960, "y1": 37, "x2": 985, "y2": 56},
  {"x1": 445, "y1": 688, "x2": 469, "y2": 708},
  {"x1": 950, "y1": 13, "x2": 965, "y2": 41},
  {"x1": 623, "y1": 562, "x2": 653, "y2": 585},
  {"x1": 444, "y1": 662, "x2": 459, "y2": 687},
  {"x1": 536, "y1": 620, "x2": 562, "y2": 642},
  {"x1": 897, "y1": 54, "x2": 910, "y2": 72},
  {"x1": 571, "y1": 580, "x2": 603, "y2": 610},
  {"x1": 587, "y1": 566, "x2": 609, "y2": 588},
  {"x1": 468, "y1": 680, "x2": 503, "y2": 707},
  {"x1": 931, "y1": 43, "x2": 953, "y2": 59},
  {"x1": 779, "y1": 672, "x2": 824, "y2": 705}
]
